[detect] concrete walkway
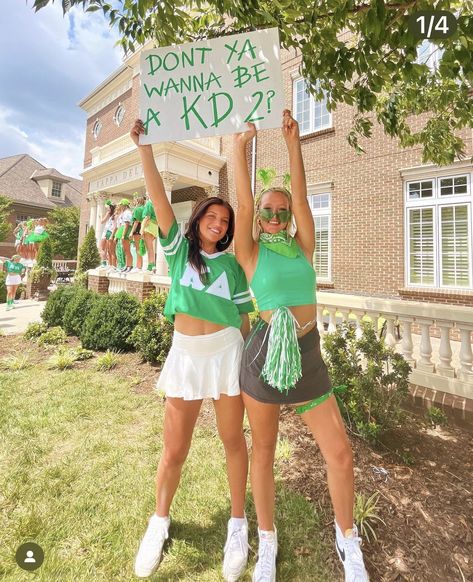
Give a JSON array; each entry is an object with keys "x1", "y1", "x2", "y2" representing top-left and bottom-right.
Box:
[{"x1": 0, "y1": 300, "x2": 46, "y2": 336}]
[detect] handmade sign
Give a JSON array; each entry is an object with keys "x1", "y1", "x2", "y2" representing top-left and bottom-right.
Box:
[{"x1": 139, "y1": 27, "x2": 284, "y2": 144}]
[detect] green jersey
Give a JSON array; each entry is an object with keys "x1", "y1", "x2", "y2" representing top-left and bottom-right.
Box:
[
  {"x1": 132, "y1": 205, "x2": 145, "y2": 222},
  {"x1": 5, "y1": 260, "x2": 26, "y2": 275},
  {"x1": 159, "y1": 220, "x2": 253, "y2": 328},
  {"x1": 142, "y1": 200, "x2": 157, "y2": 222}
]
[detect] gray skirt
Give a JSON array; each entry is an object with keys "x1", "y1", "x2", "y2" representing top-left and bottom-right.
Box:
[{"x1": 240, "y1": 318, "x2": 331, "y2": 405}]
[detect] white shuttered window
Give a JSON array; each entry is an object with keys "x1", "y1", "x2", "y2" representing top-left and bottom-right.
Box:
[
  {"x1": 311, "y1": 193, "x2": 331, "y2": 281},
  {"x1": 405, "y1": 174, "x2": 472, "y2": 289},
  {"x1": 293, "y1": 78, "x2": 332, "y2": 136}
]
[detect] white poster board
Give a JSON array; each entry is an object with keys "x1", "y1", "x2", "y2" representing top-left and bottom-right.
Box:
[{"x1": 139, "y1": 27, "x2": 284, "y2": 144}]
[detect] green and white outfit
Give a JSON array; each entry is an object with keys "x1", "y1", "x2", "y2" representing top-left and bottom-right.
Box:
[
  {"x1": 142, "y1": 201, "x2": 158, "y2": 237},
  {"x1": 5, "y1": 260, "x2": 26, "y2": 287},
  {"x1": 157, "y1": 220, "x2": 254, "y2": 400},
  {"x1": 101, "y1": 215, "x2": 115, "y2": 241}
]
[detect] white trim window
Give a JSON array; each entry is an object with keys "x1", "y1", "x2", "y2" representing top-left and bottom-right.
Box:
[
  {"x1": 51, "y1": 181, "x2": 62, "y2": 198},
  {"x1": 293, "y1": 78, "x2": 332, "y2": 136},
  {"x1": 311, "y1": 193, "x2": 331, "y2": 282},
  {"x1": 405, "y1": 174, "x2": 472, "y2": 289}
]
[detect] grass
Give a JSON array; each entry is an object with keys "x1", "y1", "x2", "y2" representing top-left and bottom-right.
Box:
[{"x1": 0, "y1": 357, "x2": 336, "y2": 581}]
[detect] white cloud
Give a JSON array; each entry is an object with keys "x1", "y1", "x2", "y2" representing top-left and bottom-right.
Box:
[{"x1": 0, "y1": 0, "x2": 123, "y2": 177}]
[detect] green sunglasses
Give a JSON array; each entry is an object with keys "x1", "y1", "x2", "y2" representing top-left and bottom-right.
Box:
[{"x1": 258, "y1": 208, "x2": 292, "y2": 223}]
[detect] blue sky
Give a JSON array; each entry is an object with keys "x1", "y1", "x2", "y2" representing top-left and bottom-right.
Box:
[{"x1": 0, "y1": 0, "x2": 124, "y2": 178}]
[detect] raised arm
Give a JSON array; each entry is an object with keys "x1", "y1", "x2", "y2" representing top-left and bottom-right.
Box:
[
  {"x1": 130, "y1": 119, "x2": 175, "y2": 237},
  {"x1": 282, "y1": 110, "x2": 315, "y2": 260},
  {"x1": 233, "y1": 123, "x2": 258, "y2": 269}
]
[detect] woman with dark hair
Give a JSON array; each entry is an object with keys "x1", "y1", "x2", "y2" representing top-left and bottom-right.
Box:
[
  {"x1": 233, "y1": 111, "x2": 369, "y2": 582},
  {"x1": 130, "y1": 119, "x2": 254, "y2": 581}
]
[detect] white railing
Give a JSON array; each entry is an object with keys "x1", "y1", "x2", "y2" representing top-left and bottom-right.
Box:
[
  {"x1": 317, "y1": 292, "x2": 473, "y2": 400},
  {"x1": 107, "y1": 273, "x2": 128, "y2": 294}
]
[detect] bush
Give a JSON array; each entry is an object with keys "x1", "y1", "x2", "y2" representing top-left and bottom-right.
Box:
[
  {"x1": 38, "y1": 326, "x2": 67, "y2": 347},
  {"x1": 24, "y1": 321, "x2": 48, "y2": 340},
  {"x1": 128, "y1": 291, "x2": 173, "y2": 365},
  {"x1": 323, "y1": 321, "x2": 411, "y2": 442},
  {"x1": 31, "y1": 237, "x2": 56, "y2": 283},
  {"x1": 63, "y1": 288, "x2": 99, "y2": 336},
  {"x1": 96, "y1": 350, "x2": 120, "y2": 371},
  {"x1": 77, "y1": 227, "x2": 100, "y2": 273},
  {"x1": 80, "y1": 292, "x2": 140, "y2": 351},
  {"x1": 41, "y1": 285, "x2": 80, "y2": 328}
]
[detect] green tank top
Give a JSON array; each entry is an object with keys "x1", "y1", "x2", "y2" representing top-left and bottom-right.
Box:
[{"x1": 250, "y1": 242, "x2": 316, "y2": 311}]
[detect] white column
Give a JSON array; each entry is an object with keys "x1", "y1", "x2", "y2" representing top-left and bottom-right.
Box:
[
  {"x1": 399, "y1": 317, "x2": 416, "y2": 368},
  {"x1": 155, "y1": 172, "x2": 178, "y2": 276},
  {"x1": 436, "y1": 320, "x2": 454, "y2": 378},
  {"x1": 417, "y1": 319, "x2": 435, "y2": 372},
  {"x1": 458, "y1": 325, "x2": 473, "y2": 383},
  {"x1": 316, "y1": 304, "x2": 325, "y2": 335},
  {"x1": 95, "y1": 194, "x2": 106, "y2": 243},
  {"x1": 88, "y1": 195, "x2": 97, "y2": 234},
  {"x1": 384, "y1": 316, "x2": 398, "y2": 348},
  {"x1": 327, "y1": 307, "x2": 337, "y2": 333},
  {"x1": 352, "y1": 310, "x2": 365, "y2": 339}
]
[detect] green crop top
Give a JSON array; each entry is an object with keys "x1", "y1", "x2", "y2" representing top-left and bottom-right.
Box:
[
  {"x1": 159, "y1": 220, "x2": 254, "y2": 328},
  {"x1": 250, "y1": 242, "x2": 316, "y2": 311}
]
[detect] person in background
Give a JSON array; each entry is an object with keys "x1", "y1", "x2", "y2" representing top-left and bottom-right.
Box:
[
  {"x1": 114, "y1": 199, "x2": 133, "y2": 272},
  {"x1": 130, "y1": 194, "x2": 147, "y2": 272},
  {"x1": 1, "y1": 254, "x2": 26, "y2": 310},
  {"x1": 99, "y1": 200, "x2": 115, "y2": 267},
  {"x1": 141, "y1": 196, "x2": 158, "y2": 272}
]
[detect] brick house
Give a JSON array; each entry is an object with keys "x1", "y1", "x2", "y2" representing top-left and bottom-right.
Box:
[
  {"x1": 0, "y1": 154, "x2": 81, "y2": 258},
  {"x1": 79, "y1": 43, "x2": 473, "y2": 415}
]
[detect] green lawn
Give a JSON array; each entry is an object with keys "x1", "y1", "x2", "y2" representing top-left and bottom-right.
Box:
[{"x1": 0, "y1": 359, "x2": 335, "y2": 581}]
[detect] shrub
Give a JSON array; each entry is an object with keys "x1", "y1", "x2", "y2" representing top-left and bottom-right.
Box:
[
  {"x1": 128, "y1": 291, "x2": 173, "y2": 365},
  {"x1": 0, "y1": 354, "x2": 31, "y2": 371},
  {"x1": 31, "y1": 237, "x2": 56, "y2": 283},
  {"x1": 323, "y1": 321, "x2": 411, "y2": 442},
  {"x1": 47, "y1": 347, "x2": 76, "y2": 370},
  {"x1": 353, "y1": 492, "x2": 385, "y2": 542},
  {"x1": 425, "y1": 406, "x2": 448, "y2": 428},
  {"x1": 77, "y1": 227, "x2": 100, "y2": 273},
  {"x1": 70, "y1": 347, "x2": 94, "y2": 361},
  {"x1": 24, "y1": 321, "x2": 48, "y2": 340},
  {"x1": 96, "y1": 350, "x2": 120, "y2": 371},
  {"x1": 41, "y1": 285, "x2": 79, "y2": 328},
  {"x1": 38, "y1": 326, "x2": 67, "y2": 347},
  {"x1": 80, "y1": 292, "x2": 140, "y2": 351},
  {"x1": 63, "y1": 288, "x2": 99, "y2": 336}
]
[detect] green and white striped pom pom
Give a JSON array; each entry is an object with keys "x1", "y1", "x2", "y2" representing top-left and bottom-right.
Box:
[{"x1": 261, "y1": 306, "x2": 302, "y2": 393}]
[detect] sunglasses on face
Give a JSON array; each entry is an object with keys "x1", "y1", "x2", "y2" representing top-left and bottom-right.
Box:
[{"x1": 258, "y1": 208, "x2": 292, "y2": 223}]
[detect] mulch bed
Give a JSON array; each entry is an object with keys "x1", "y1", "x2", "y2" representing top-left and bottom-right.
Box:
[{"x1": 2, "y1": 335, "x2": 472, "y2": 581}]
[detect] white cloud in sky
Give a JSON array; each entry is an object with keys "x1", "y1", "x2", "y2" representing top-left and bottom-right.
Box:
[{"x1": 0, "y1": 0, "x2": 123, "y2": 178}]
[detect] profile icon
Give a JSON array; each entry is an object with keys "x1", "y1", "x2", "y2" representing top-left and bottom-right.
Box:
[{"x1": 15, "y1": 542, "x2": 44, "y2": 571}]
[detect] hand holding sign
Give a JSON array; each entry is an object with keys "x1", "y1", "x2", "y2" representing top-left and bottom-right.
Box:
[
  {"x1": 233, "y1": 122, "x2": 257, "y2": 149},
  {"x1": 139, "y1": 28, "x2": 284, "y2": 144}
]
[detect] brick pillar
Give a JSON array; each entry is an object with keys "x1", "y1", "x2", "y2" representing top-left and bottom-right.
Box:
[{"x1": 88, "y1": 272, "x2": 110, "y2": 294}]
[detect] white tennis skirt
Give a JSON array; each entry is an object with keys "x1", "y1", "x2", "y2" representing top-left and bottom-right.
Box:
[
  {"x1": 6, "y1": 274, "x2": 22, "y2": 286},
  {"x1": 156, "y1": 326, "x2": 244, "y2": 400}
]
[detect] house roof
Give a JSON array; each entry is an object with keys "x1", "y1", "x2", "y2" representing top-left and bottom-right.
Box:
[{"x1": 0, "y1": 154, "x2": 82, "y2": 210}]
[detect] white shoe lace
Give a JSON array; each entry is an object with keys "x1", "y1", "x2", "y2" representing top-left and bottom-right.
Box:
[
  {"x1": 225, "y1": 526, "x2": 248, "y2": 556},
  {"x1": 255, "y1": 537, "x2": 276, "y2": 581},
  {"x1": 343, "y1": 536, "x2": 368, "y2": 582}
]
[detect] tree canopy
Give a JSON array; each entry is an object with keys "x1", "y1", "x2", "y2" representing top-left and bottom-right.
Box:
[
  {"x1": 0, "y1": 195, "x2": 12, "y2": 242},
  {"x1": 33, "y1": 0, "x2": 473, "y2": 164},
  {"x1": 47, "y1": 206, "x2": 80, "y2": 259}
]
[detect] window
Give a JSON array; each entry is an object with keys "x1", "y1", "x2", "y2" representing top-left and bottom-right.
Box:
[
  {"x1": 311, "y1": 193, "x2": 331, "y2": 281},
  {"x1": 293, "y1": 78, "x2": 332, "y2": 136},
  {"x1": 416, "y1": 39, "x2": 444, "y2": 70},
  {"x1": 16, "y1": 214, "x2": 30, "y2": 225},
  {"x1": 114, "y1": 104, "x2": 125, "y2": 126},
  {"x1": 405, "y1": 173, "x2": 472, "y2": 289},
  {"x1": 51, "y1": 181, "x2": 62, "y2": 198},
  {"x1": 92, "y1": 119, "x2": 102, "y2": 139}
]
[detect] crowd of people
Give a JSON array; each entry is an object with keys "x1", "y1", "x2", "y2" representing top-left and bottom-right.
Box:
[{"x1": 98, "y1": 194, "x2": 158, "y2": 273}]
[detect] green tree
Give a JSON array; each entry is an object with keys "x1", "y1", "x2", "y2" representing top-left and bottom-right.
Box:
[
  {"x1": 77, "y1": 227, "x2": 101, "y2": 272},
  {"x1": 32, "y1": 0, "x2": 473, "y2": 164},
  {"x1": 0, "y1": 195, "x2": 12, "y2": 242},
  {"x1": 47, "y1": 207, "x2": 80, "y2": 258}
]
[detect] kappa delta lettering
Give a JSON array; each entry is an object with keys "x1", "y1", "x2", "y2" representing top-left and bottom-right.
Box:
[{"x1": 159, "y1": 220, "x2": 253, "y2": 328}]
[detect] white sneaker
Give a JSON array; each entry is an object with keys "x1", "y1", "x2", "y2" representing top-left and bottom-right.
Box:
[
  {"x1": 252, "y1": 528, "x2": 277, "y2": 582},
  {"x1": 223, "y1": 516, "x2": 249, "y2": 581},
  {"x1": 335, "y1": 522, "x2": 369, "y2": 582},
  {"x1": 134, "y1": 514, "x2": 170, "y2": 578}
]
